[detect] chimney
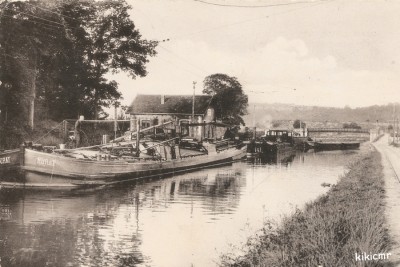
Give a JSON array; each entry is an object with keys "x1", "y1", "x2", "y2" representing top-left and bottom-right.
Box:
[{"x1": 161, "y1": 95, "x2": 165, "y2": 105}]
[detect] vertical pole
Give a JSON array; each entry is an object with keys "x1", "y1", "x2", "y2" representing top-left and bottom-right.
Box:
[
  {"x1": 114, "y1": 103, "x2": 117, "y2": 140},
  {"x1": 28, "y1": 42, "x2": 38, "y2": 130},
  {"x1": 393, "y1": 104, "x2": 396, "y2": 144},
  {"x1": 192, "y1": 81, "x2": 196, "y2": 138},
  {"x1": 253, "y1": 104, "x2": 256, "y2": 140},
  {"x1": 29, "y1": 64, "x2": 37, "y2": 130},
  {"x1": 136, "y1": 119, "x2": 140, "y2": 157},
  {"x1": 396, "y1": 117, "x2": 399, "y2": 143},
  {"x1": 130, "y1": 116, "x2": 135, "y2": 140},
  {"x1": 192, "y1": 81, "x2": 196, "y2": 122},
  {"x1": 252, "y1": 104, "x2": 255, "y2": 127},
  {"x1": 30, "y1": 98, "x2": 35, "y2": 130},
  {"x1": 396, "y1": 103, "x2": 399, "y2": 144},
  {"x1": 64, "y1": 120, "x2": 68, "y2": 141}
]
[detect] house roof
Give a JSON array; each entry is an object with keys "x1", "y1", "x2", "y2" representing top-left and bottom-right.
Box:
[{"x1": 127, "y1": 94, "x2": 213, "y2": 115}]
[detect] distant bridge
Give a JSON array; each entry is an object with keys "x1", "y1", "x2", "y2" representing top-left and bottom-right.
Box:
[
  {"x1": 307, "y1": 128, "x2": 370, "y2": 134},
  {"x1": 307, "y1": 128, "x2": 370, "y2": 142}
]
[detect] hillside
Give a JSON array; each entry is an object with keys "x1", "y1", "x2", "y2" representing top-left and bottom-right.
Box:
[{"x1": 244, "y1": 103, "x2": 399, "y2": 129}]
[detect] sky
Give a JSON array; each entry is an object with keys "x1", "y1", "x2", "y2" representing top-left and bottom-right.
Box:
[{"x1": 109, "y1": 0, "x2": 400, "y2": 108}]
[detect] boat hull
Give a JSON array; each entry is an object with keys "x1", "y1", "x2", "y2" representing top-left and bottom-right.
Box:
[
  {"x1": 314, "y1": 142, "x2": 360, "y2": 151},
  {"x1": 0, "y1": 149, "x2": 20, "y2": 174},
  {"x1": 21, "y1": 147, "x2": 246, "y2": 187},
  {"x1": 246, "y1": 141, "x2": 296, "y2": 159}
]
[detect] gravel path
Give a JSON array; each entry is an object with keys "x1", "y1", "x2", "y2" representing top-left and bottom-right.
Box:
[{"x1": 373, "y1": 136, "x2": 400, "y2": 265}]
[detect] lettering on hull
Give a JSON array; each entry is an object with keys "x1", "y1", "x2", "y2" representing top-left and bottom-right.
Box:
[
  {"x1": 36, "y1": 157, "x2": 55, "y2": 167},
  {"x1": 0, "y1": 157, "x2": 11, "y2": 164}
]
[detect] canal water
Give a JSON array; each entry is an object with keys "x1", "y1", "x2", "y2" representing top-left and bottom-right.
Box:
[{"x1": 0, "y1": 149, "x2": 359, "y2": 267}]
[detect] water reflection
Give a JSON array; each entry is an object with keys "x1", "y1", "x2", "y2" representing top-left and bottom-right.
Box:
[
  {"x1": 0, "y1": 150, "x2": 357, "y2": 267},
  {"x1": 0, "y1": 189, "x2": 145, "y2": 267},
  {"x1": 247, "y1": 150, "x2": 296, "y2": 165},
  {"x1": 0, "y1": 166, "x2": 245, "y2": 267}
]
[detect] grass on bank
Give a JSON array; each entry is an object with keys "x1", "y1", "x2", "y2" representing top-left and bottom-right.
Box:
[{"x1": 221, "y1": 147, "x2": 391, "y2": 267}]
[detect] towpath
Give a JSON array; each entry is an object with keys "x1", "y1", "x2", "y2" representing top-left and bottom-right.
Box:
[{"x1": 373, "y1": 135, "x2": 400, "y2": 265}]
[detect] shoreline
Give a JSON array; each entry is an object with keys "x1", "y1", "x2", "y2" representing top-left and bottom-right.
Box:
[
  {"x1": 221, "y1": 146, "x2": 393, "y2": 266},
  {"x1": 373, "y1": 136, "x2": 400, "y2": 264}
]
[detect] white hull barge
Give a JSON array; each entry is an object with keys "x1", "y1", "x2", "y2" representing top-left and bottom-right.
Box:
[{"x1": 21, "y1": 142, "x2": 245, "y2": 187}]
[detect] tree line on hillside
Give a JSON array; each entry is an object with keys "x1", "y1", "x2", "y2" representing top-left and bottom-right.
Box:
[{"x1": 244, "y1": 103, "x2": 400, "y2": 128}]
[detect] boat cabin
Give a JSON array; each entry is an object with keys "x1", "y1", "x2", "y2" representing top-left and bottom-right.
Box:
[
  {"x1": 263, "y1": 130, "x2": 294, "y2": 143},
  {"x1": 126, "y1": 94, "x2": 231, "y2": 141}
]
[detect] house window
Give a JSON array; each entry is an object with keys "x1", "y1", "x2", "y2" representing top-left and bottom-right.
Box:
[{"x1": 141, "y1": 120, "x2": 151, "y2": 129}]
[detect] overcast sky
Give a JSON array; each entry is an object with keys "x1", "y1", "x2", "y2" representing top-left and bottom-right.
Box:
[{"x1": 109, "y1": 0, "x2": 400, "y2": 108}]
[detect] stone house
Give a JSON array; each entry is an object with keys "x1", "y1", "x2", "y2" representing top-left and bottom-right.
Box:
[{"x1": 126, "y1": 94, "x2": 228, "y2": 140}]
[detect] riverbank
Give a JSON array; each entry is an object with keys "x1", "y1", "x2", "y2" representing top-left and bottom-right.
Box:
[
  {"x1": 373, "y1": 135, "x2": 400, "y2": 264},
  {"x1": 221, "y1": 147, "x2": 392, "y2": 267}
]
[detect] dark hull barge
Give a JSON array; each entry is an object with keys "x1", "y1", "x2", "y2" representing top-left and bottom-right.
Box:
[
  {"x1": 0, "y1": 149, "x2": 20, "y2": 174},
  {"x1": 313, "y1": 141, "x2": 360, "y2": 151}
]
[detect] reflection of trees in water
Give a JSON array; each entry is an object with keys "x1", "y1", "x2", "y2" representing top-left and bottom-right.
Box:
[
  {"x1": 0, "y1": 189, "x2": 146, "y2": 267},
  {"x1": 248, "y1": 148, "x2": 357, "y2": 168},
  {"x1": 115, "y1": 169, "x2": 246, "y2": 215},
  {"x1": 294, "y1": 150, "x2": 359, "y2": 168},
  {"x1": 249, "y1": 151, "x2": 296, "y2": 166},
  {"x1": 0, "y1": 166, "x2": 248, "y2": 267},
  {"x1": 175, "y1": 169, "x2": 245, "y2": 214},
  {"x1": 0, "y1": 219, "x2": 79, "y2": 267}
]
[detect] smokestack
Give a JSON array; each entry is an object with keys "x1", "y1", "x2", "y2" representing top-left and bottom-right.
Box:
[{"x1": 161, "y1": 95, "x2": 165, "y2": 104}]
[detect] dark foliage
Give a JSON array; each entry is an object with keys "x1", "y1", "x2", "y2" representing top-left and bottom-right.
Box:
[
  {"x1": 203, "y1": 73, "x2": 248, "y2": 126},
  {"x1": 293, "y1": 119, "x2": 306, "y2": 129},
  {"x1": 343, "y1": 122, "x2": 362, "y2": 129},
  {"x1": 0, "y1": 0, "x2": 157, "y2": 147}
]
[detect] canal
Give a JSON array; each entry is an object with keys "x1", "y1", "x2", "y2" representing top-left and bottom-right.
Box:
[{"x1": 0, "y1": 149, "x2": 359, "y2": 267}]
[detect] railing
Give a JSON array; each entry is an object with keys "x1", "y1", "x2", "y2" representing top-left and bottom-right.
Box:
[{"x1": 307, "y1": 128, "x2": 370, "y2": 133}]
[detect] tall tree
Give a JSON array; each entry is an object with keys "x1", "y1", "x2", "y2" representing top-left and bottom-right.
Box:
[
  {"x1": 293, "y1": 119, "x2": 306, "y2": 129},
  {"x1": 60, "y1": 0, "x2": 157, "y2": 119},
  {"x1": 0, "y1": 0, "x2": 157, "y2": 128},
  {"x1": 0, "y1": 0, "x2": 65, "y2": 128},
  {"x1": 203, "y1": 73, "x2": 248, "y2": 126}
]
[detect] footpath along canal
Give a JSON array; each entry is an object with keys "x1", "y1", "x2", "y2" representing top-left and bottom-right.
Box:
[{"x1": 373, "y1": 135, "x2": 400, "y2": 265}]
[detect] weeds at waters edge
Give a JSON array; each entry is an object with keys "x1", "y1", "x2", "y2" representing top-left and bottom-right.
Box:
[{"x1": 220, "y1": 147, "x2": 392, "y2": 267}]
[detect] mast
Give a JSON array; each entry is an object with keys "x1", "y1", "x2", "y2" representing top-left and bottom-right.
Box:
[
  {"x1": 192, "y1": 81, "x2": 196, "y2": 122},
  {"x1": 136, "y1": 119, "x2": 140, "y2": 156}
]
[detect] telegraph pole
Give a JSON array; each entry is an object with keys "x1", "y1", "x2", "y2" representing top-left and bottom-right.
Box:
[
  {"x1": 393, "y1": 104, "x2": 396, "y2": 144},
  {"x1": 192, "y1": 81, "x2": 196, "y2": 122},
  {"x1": 253, "y1": 104, "x2": 256, "y2": 140}
]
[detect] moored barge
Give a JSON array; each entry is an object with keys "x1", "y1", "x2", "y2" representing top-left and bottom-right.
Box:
[
  {"x1": 313, "y1": 141, "x2": 360, "y2": 151},
  {"x1": 0, "y1": 149, "x2": 20, "y2": 174},
  {"x1": 19, "y1": 139, "x2": 245, "y2": 187}
]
